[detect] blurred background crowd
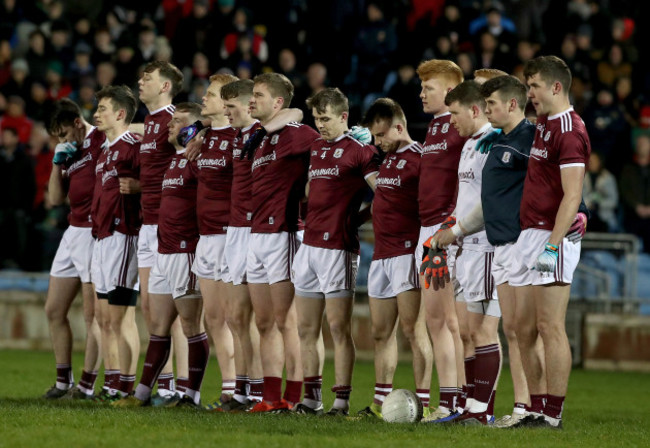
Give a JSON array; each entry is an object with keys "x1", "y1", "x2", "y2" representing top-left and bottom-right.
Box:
[{"x1": 1, "y1": 0, "x2": 649, "y2": 272}]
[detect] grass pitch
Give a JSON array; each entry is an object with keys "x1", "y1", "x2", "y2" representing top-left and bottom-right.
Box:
[{"x1": 1, "y1": 350, "x2": 648, "y2": 448}]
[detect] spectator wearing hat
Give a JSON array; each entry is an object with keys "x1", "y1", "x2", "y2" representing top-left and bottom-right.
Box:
[{"x1": 1, "y1": 58, "x2": 32, "y2": 100}]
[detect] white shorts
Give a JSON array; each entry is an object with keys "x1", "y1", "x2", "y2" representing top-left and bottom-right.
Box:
[
  {"x1": 50, "y1": 226, "x2": 94, "y2": 283},
  {"x1": 492, "y1": 243, "x2": 516, "y2": 286},
  {"x1": 137, "y1": 224, "x2": 158, "y2": 268},
  {"x1": 91, "y1": 232, "x2": 139, "y2": 295},
  {"x1": 149, "y1": 252, "x2": 201, "y2": 299},
  {"x1": 221, "y1": 226, "x2": 251, "y2": 286},
  {"x1": 292, "y1": 244, "x2": 358, "y2": 298},
  {"x1": 455, "y1": 249, "x2": 497, "y2": 303},
  {"x1": 466, "y1": 299, "x2": 501, "y2": 317},
  {"x1": 192, "y1": 234, "x2": 227, "y2": 281},
  {"x1": 510, "y1": 228, "x2": 581, "y2": 287},
  {"x1": 247, "y1": 232, "x2": 301, "y2": 285},
  {"x1": 368, "y1": 254, "x2": 420, "y2": 299}
]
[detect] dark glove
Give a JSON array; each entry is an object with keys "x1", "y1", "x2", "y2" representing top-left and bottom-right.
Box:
[
  {"x1": 177, "y1": 120, "x2": 205, "y2": 147},
  {"x1": 241, "y1": 127, "x2": 267, "y2": 160}
]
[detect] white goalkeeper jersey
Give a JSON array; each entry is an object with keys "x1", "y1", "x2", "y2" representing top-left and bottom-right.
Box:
[{"x1": 455, "y1": 123, "x2": 494, "y2": 252}]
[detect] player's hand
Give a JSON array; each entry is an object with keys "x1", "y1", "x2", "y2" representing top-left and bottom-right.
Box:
[
  {"x1": 52, "y1": 142, "x2": 78, "y2": 165},
  {"x1": 566, "y1": 212, "x2": 587, "y2": 243},
  {"x1": 185, "y1": 136, "x2": 203, "y2": 161},
  {"x1": 475, "y1": 129, "x2": 501, "y2": 154},
  {"x1": 348, "y1": 125, "x2": 372, "y2": 144},
  {"x1": 241, "y1": 127, "x2": 267, "y2": 160},
  {"x1": 119, "y1": 177, "x2": 140, "y2": 194},
  {"x1": 420, "y1": 244, "x2": 450, "y2": 290},
  {"x1": 534, "y1": 243, "x2": 559, "y2": 272},
  {"x1": 177, "y1": 120, "x2": 205, "y2": 147},
  {"x1": 433, "y1": 228, "x2": 456, "y2": 248}
]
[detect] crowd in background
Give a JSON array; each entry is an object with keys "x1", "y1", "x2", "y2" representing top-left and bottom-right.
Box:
[{"x1": 1, "y1": 0, "x2": 650, "y2": 271}]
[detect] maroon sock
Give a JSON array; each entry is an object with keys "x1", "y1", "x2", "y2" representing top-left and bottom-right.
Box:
[
  {"x1": 439, "y1": 387, "x2": 457, "y2": 410},
  {"x1": 304, "y1": 376, "x2": 323, "y2": 402},
  {"x1": 157, "y1": 373, "x2": 174, "y2": 391},
  {"x1": 465, "y1": 356, "x2": 476, "y2": 403},
  {"x1": 530, "y1": 394, "x2": 546, "y2": 414},
  {"x1": 56, "y1": 363, "x2": 72, "y2": 386},
  {"x1": 104, "y1": 370, "x2": 120, "y2": 390},
  {"x1": 235, "y1": 375, "x2": 250, "y2": 398},
  {"x1": 457, "y1": 386, "x2": 467, "y2": 410},
  {"x1": 79, "y1": 370, "x2": 98, "y2": 391},
  {"x1": 544, "y1": 394, "x2": 565, "y2": 419},
  {"x1": 283, "y1": 380, "x2": 302, "y2": 404},
  {"x1": 187, "y1": 333, "x2": 209, "y2": 394},
  {"x1": 176, "y1": 377, "x2": 189, "y2": 394},
  {"x1": 332, "y1": 384, "x2": 352, "y2": 405},
  {"x1": 264, "y1": 376, "x2": 282, "y2": 402},
  {"x1": 250, "y1": 378, "x2": 264, "y2": 401},
  {"x1": 416, "y1": 388, "x2": 430, "y2": 408},
  {"x1": 140, "y1": 335, "x2": 172, "y2": 389},
  {"x1": 119, "y1": 375, "x2": 136, "y2": 394},
  {"x1": 487, "y1": 390, "x2": 496, "y2": 415},
  {"x1": 473, "y1": 344, "x2": 500, "y2": 405},
  {"x1": 374, "y1": 383, "x2": 392, "y2": 406}
]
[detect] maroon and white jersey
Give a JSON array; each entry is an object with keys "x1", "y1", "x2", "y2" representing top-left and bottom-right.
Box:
[
  {"x1": 251, "y1": 122, "x2": 319, "y2": 233},
  {"x1": 303, "y1": 134, "x2": 379, "y2": 253},
  {"x1": 91, "y1": 143, "x2": 110, "y2": 237},
  {"x1": 418, "y1": 113, "x2": 466, "y2": 226},
  {"x1": 196, "y1": 125, "x2": 238, "y2": 235},
  {"x1": 65, "y1": 126, "x2": 105, "y2": 227},
  {"x1": 373, "y1": 141, "x2": 422, "y2": 260},
  {"x1": 95, "y1": 131, "x2": 142, "y2": 239},
  {"x1": 229, "y1": 121, "x2": 262, "y2": 228},
  {"x1": 139, "y1": 105, "x2": 176, "y2": 225},
  {"x1": 158, "y1": 150, "x2": 199, "y2": 254},
  {"x1": 520, "y1": 108, "x2": 591, "y2": 231}
]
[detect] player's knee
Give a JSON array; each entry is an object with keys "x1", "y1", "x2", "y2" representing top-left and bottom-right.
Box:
[
  {"x1": 515, "y1": 322, "x2": 537, "y2": 346},
  {"x1": 297, "y1": 322, "x2": 319, "y2": 341},
  {"x1": 399, "y1": 320, "x2": 417, "y2": 341},
  {"x1": 45, "y1": 301, "x2": 66, "y2": 323},
  {"x1": 328, "y1": 320, "x2": 351, "y2": 343},
  {"x1": 536, "y1": 320, "x2": 564, "y2": 341},
  {"x1": 255, "y1": 316, "x2": 275, "y2": 335},
  {"x1": 502, "y1": 320, "x2": 518, "y2": 342}
]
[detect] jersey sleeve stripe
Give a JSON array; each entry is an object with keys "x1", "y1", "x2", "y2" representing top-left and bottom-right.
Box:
[
  {"x1": 363, "y1": 171, "x2": 379, "y2": 180},
  {"x1": 559, "y1": 163, "x2": 585, "y2": 169}
]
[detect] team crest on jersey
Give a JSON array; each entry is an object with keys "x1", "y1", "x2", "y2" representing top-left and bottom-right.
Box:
[
  {"x1": 271, "y1": 135, "x2": 279, "y2": 145},
  {"x1": 219, "y1": 140, "x2": 229, "y2": 150},
  {"x1": 442, "y1": 123, "x2": 450, "y2": 133},
  {"x1": 243, "y1": 134, "x2": 249, "y2": 143},
  {"x1": 179, "y1": 159, "x2": 187, "y2": 168},
  {"x1": 112, "y1": 151, "x2": 119, "y2": 161},
  {"x1": 502, "y1": 151, "x2": 511, "y2": 163},
  {"x1": 333, "y1": 148, "x2": 344, "y2": 158},
  {"x1": 170, "y1": 159, "x2": 176, "y2": 169},
  {"x1": 180, "y1": 241, "x2": 186, "y2": 249},
  {"x1": 312, "y1": 150, "x2": 318, "y2": 156},
  {"x1": 396, "y1": 159, "x2": 406, "y2": 169},
  {"x1": 544, "y1": 131, "x2": 551, "y2": 141},
  {"x1": 83, "y1": 138, "x2": 90, "y2": 149},
  {"x1": 154, "y1": 124, "x2": 160, "y2": 133}
]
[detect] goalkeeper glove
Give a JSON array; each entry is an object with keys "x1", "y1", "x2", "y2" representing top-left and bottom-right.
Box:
[
  {"x1": 177, "y1": 120, "x2": 205, "y2": 147},
  {"x1": 348, "y1": 125, "x2": 372, "y2": 144},
  {"x1": 534, "y1": 243, "x2": 559, "y2": 272},
  {"x1": 241, "y1": 127, "x2": 267, "y2": 160},
  {"x1": 420, "y1": 237, "x2": 450, "y2": 290},
  {"x1": 52, "y1": 142, "x2": 78, "y2": 165},
  {"x1": 439, "y1": 216, "x2": 457, "y2": 231},
  {"x1": 566, "y1": 212, "x2": 587, "y2": 243},
  {"x1": 475, "y1": 129, "x2": 501, "y2": 154}
]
